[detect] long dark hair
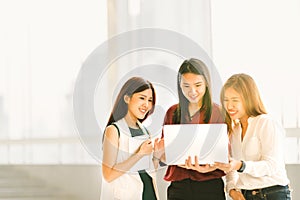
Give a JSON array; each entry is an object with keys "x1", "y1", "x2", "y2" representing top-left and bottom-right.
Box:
[
  {"x1": 106, "y1": 77, "x2": 156, "y2": 127},
  {"x1": 220, "y1": 73, "x2": 266, "y2": 135},
  {"x1": 173, "y1": 58, "x2": 213, "y2": 124}
]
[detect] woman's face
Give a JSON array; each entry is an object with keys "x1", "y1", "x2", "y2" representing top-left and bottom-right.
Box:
[
  {"x1": 126, "y1": 88, "x2": 153, "y2": 120},
  {"x1": 223, "y1": 87, "x2": 248, "y2": 122},
  {"x1": 180, "y1": 73, "x2": 206, "y2": 104}
]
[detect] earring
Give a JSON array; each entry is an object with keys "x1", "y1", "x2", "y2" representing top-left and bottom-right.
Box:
[{"x1": 124, "y1": 95, "x2": 130, "y2": 104}]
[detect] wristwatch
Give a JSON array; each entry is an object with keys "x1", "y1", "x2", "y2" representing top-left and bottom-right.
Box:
[{"x1": 237, "y1": 160, "x2": 246, "y2": 172}]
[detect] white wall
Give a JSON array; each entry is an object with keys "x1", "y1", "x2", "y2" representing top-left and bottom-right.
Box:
[{"x1": 211, "y1": 0, "x2": 300, "y2": 127}]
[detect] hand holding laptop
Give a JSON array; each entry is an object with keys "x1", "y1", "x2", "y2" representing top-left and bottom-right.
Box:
[{"x1": 178, "y1": 155, "x2": 218, "y2": 173}]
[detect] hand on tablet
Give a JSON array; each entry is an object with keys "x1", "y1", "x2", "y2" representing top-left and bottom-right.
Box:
[
  {"x1": 178, "y1": 156, "x2": 217, "y2": 173},
  {"x1": 214, "y1": 157, "x2": 242, "y2": 173},
  {"x1": 153, "y1": 138, "x2": 165, "y2": 159},
  {"x1": 137, "y1": 139, "x2": 153, "y2": 156}
]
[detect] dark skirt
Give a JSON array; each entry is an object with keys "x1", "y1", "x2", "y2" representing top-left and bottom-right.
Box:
[{"x1": 139, "y1": 170, "x2": 157, "y2": 200}]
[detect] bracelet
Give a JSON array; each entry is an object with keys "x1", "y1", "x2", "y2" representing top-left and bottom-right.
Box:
[
  {"x1": 230, "y1": 188, "x2": 241, "y2": 193},
  {"x1": 234, "y1": 188, "x2": 241, "y2": 193},
  {"x1": 237, "y1": 160, "x2": 246, "y2": 173},
  {"x1": 152, "y1": 156, "x2": 160, "y2": 162}
]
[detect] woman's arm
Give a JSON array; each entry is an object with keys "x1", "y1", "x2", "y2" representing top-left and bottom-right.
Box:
[
  {"x1": 241, "y1": 117, "x2": 285, "y2": 177},
  {"x1": 229, "y1": 189, "x2": 246, "y2": 200},
  {"x1": 153, "y1": 138, "x2": 166, "y2": 169},
  {"x1": 102, "y1": 125, "x2": 153, "y2": 182}
]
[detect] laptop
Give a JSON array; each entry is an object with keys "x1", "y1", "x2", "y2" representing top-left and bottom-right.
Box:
[{"x1": 163, "y1": 123, "x2": 229, "y2": 165}]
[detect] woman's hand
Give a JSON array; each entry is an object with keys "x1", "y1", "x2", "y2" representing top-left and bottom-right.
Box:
[
  {"x1": 214, "y1": 158, "x2": 242, "y2": 173},
  {"x1": 214, "y1": 161, "x2": 232, "y2": 173},
  {"x1": 137, "y1": 139, "x2": 153, "y2": 155},
  {"x1": 178, "y1": 156, "x2": 217, "y2": 173},
  {"x1": 153, "y1": 138, "x2": 165, "y2": 159},
  {"x1": 229, "y1": 189, "x2": 246, "y2": 200}
]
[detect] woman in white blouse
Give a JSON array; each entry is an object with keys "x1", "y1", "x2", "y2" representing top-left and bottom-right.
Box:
[{"x1": 215, "y1": 73, "x2": 291, "y2": 200}]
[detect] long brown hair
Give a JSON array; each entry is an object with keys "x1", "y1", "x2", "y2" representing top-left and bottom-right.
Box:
[
  {"x1": 173, "y1": 58, "x2": 213, "y2": 124},
  {"x1": 220, "y1": 73, "x2": 267, "y2": 134},
  {"x1": 106, "y1": 77, "x2": 156, "y2": 127}
]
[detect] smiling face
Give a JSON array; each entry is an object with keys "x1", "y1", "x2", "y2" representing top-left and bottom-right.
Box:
[
  {"x1": 180, "y1": 73, "x2": 206, "y2": 105},
  {"x1": 126, "y1": 88, "x2": 153, "y2": 121},
  {"x1": 223, "y1": 87, "x2": 248, "y2": 122}
]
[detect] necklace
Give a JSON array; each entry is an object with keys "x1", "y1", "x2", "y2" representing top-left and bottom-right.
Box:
[
  {"x1": 189, "y1": 110, "x2": 199, "y2": 120},
  {"x1": 188, "y1": 103, "x2": 202, "y2": 120}
]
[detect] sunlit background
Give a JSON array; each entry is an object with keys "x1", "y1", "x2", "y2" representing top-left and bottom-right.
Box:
[{"x1": 0, "y1": 0, "x2": 299, "y2": 199}]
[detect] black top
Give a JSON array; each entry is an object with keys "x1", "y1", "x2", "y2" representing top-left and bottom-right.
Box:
[{"x1": 129, "y1": 127, "x2": 157, "y2": 200}]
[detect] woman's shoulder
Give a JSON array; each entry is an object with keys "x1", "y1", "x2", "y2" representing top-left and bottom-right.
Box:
[
  {"x1": 251, "y1": 114, "x2": 281, "y2": 127},
  {"x1": 104, "y1": 124, "x2": 120, "y2": 140},
  {"x1": 163, "y1": 104, "x2": 179, "y2": 125},
  {"x1": 211, "y1": 103, "x2": 223, "y2": 116},
  {"x1": 252, "y1": 114, "x2": 286, "y2": 137},
  {"x1": 166, "y1": 104, "x2": 179, "y2": 113},
  {"x1": 252, "y1": 114, "x2": 272, "y2": 123},
  {"x1": 209, "y1": 103, "x2": 224, "y2": 123}
]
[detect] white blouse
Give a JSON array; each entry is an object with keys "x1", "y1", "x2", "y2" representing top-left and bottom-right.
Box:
[
  {"x1": 226, "y1": 114, "x2": 290, "y2": 192},
  {"x1": 101, "y1": 118, "x2": 159, "y2": 200}
]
